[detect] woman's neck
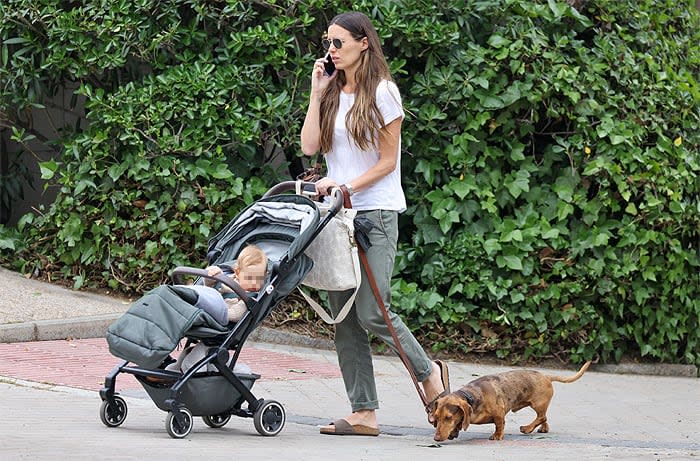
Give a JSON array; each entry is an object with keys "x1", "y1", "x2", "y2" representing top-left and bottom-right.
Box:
[{"x1": 342, "y1": 65, "x2": 359, "y2": 93}]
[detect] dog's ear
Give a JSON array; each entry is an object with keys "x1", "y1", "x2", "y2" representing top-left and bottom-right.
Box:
[{"x1": 459, "y1": 399, "x2": 472, "y2": 431}]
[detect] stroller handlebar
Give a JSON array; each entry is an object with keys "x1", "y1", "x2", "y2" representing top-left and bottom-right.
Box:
[
  {"x1": 263, "y1": 180, "x2": 345, "y2": 216},
  {"x1": 171, "y1": 267, "x2": 252, "y2": 305}
]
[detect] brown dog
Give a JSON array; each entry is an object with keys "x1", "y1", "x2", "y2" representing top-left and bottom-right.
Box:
[{"x1": 432, "y1": 361, "x2": 591, "y2": 441}]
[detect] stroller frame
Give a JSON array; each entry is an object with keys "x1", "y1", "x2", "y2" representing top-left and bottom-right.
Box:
[{"x1": 99, "y1": 182, "x2": 344, "y2": 438}]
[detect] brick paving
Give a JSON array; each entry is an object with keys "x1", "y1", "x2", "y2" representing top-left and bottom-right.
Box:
[{"x1": 0, "y1": 338, "x2": 341, "y2": 392}]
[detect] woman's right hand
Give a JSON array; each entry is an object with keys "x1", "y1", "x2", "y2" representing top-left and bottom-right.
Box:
[
  {"x1": 301, "y1": 57, "x2": 334, "y2": 156},
  {"x1": 310, "y1": 56, "x2": 335, "y2": 94}
]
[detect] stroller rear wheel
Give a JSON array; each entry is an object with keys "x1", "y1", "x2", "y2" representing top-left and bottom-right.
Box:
[
  {"x1": 166, "y1": 407, "x2": 193, "y2": 439},
  {"x1": 202, "y1": 413, "x2": 231, "y2": 428},
  {"x1": 253, "y1": 400, "x2": 286, "y2": 436},
  {"x1": 99, "y1": 396, "x2": 128, "y2": 427}
]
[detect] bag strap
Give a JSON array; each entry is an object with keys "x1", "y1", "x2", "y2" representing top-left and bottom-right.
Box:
[
  {"x1": 339, "y1": 185, "x2": 428, "y2": 406},
  {"x1": 296, "y1": 245, "x2": 362, "y2": 324}
]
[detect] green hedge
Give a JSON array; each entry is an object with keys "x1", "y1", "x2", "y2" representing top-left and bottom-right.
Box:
[{"x1": 1, "y1": 0, "x2": 698, "y2": 366}]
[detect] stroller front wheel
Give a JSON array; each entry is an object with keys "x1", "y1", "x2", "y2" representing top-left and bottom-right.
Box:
[
  {"x1": 166, "y1": 407, "x2": 193, "y2": 439},
  {"x1": 253, "y1": 400, "x2": 286, "y2": 436},
  {"x1": 202, "y1": 413, "x2": 231, "y2": 428},
  {"x1": 99, "y1": 396, "x2": 128, "y2": 427}
]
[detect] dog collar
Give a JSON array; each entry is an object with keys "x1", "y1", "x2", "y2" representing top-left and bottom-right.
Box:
[{"x1": 456, "y1": 389, "x2": 475, "y2": 406}]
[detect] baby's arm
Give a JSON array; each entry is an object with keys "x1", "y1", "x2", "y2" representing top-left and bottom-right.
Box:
[{"x1": 226, "y1": 298, "x2": 248, "y2": 322}]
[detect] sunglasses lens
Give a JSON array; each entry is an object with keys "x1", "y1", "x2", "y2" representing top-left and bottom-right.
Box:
[{"x1": 322, "y1": 38, "x2": 343, "y2": 50}]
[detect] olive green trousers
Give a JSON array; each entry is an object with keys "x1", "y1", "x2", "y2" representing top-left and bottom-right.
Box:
[{"x1": 328, "y1": 209, "x2": 432, "y2": 412}]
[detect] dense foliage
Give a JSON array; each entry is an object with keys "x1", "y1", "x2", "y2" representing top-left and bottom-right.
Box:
[{"x1": 1, "y1": 0, "x2": 698, "y2": 366}]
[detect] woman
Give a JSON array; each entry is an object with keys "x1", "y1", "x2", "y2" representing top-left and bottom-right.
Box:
[{"x1": 300, "y1": 11, "x2": 449, "y2": 436}]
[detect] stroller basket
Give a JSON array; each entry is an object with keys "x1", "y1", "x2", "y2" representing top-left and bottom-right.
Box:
[{"x1": 137, "y1": 372, "x2": 259, "y2": 415}]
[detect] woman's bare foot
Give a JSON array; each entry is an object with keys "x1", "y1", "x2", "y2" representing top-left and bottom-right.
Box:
[
  {"x1": 320, "y1": 409, "x2": 378, "y2": 431},
  {"x1": 422, "y1": 361, "x2": 446, "y2": 403},
  {"x1": 422, "y1": 361, "x2": 449, "y2": 425},
  {"x1": 343, "y1": 409, "x2": 377, "y2": 428}
]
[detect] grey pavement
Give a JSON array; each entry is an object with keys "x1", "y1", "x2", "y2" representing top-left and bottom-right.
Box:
[{"x1": 0, "y1": 266, "x2": 699, "y2": 460}]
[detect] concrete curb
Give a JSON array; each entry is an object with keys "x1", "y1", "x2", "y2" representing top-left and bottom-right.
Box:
[
  {"x1": 0, "y1": 314, "x2": 696, "y2": 378},
  {"x1": 592, "y1": 362, "x2": 698, "y2": 378},
  {"x1": 0, "y1": 314, "x2": 121, "y2": 343}
]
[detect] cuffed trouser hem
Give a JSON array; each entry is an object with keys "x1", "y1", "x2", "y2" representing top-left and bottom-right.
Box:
[
  {"x1": 414, "y1": 362, "x2": 433, "y2": 383},
  {"x1": 350, "y1": 400, "x2": 379, "y2": 413}
]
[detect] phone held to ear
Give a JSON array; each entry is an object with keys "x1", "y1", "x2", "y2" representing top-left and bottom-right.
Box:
[{"x1": 323, "y1": 54, "x2": 336, "y2": 76}]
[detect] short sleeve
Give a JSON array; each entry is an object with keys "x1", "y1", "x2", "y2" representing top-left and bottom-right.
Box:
[{"x1": 376, "y1": 80, "x2": 404, "y2": 127}]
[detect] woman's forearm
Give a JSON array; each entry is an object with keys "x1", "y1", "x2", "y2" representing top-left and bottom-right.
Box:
[{"x1": 301, "y1": 93, "x2": 323, "y2": 156}]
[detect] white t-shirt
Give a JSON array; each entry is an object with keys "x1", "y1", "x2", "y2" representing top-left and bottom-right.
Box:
[{"x1": 325, "y1": 80, "x2": 407, "y2": 212}]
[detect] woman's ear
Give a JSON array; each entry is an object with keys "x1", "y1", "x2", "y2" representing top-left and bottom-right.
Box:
[{"x1": 361, "y1": 37, "x2": 369, "y2": 51}]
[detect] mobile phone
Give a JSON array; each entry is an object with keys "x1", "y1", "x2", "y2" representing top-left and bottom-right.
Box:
[{"x1": 323, "y1": 53, "x2": 336, "y2": 76}]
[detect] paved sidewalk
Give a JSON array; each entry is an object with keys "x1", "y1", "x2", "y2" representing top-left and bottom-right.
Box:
[{"x1": 1, "y1": 267, "x2": 699, "y2": 460}]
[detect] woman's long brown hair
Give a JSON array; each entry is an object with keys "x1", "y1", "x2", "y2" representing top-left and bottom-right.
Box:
[{"x1": 319, "y1": 12, "x2": 394, "y2": 153}]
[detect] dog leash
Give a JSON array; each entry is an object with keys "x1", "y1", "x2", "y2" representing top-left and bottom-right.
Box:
[{"x1": 339, "y1": 186, "x2": 429, "y2": 408}]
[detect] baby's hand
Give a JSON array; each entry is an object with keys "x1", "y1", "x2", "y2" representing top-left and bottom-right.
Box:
[
  {"x1": 203, "y1": 266, "x2": 223, "y2": 286},
  {"x1": 206, "y1": 266, "x2": 223, "y2": 277}
]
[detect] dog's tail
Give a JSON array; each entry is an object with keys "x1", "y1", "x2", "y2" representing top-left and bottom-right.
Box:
[{"x1": 547, "y1": 361, "x2": 591, "y2": 384}]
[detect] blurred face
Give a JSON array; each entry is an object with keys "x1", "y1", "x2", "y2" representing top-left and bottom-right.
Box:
[
  {"x1": 325, "y1": 24, "x2": 367, "y2": 74},
  {"x1": 236, "y1": 262, "x2": 267, "y2": 292}
]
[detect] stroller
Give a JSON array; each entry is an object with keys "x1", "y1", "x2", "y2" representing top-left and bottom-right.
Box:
[{"x1": 99, "y1": 181, "x2": 342, "y2": 439}]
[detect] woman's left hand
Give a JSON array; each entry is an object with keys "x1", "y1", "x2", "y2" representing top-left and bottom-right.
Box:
[{"x1": 315, "y1": 177, "x2": 338, "y2": 196}]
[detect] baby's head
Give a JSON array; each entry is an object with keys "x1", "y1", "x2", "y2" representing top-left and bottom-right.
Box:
[{"x1": 234, "y1": 244, "x2": 268, "y2": 292}]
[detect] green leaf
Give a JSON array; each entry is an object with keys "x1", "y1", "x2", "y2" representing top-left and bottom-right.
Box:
[
  {"x1": 425, "y1": 292, "x2": 444, "y2": 309},
  {"x1": 0, "y1": 238, "x2": 16, "y2": 250},
  {"x1": 452, "y1": 180, "x2": 473, "y2": 200},
  {"x1": 415, "y1": 159, "x2": 436, "y2": 185},
  {"x1": 488, "y1": 34, "x2": 510, "y2": 49},
  {"x1": 3, "y1": 37, "x2": 28, "y2": 45},
  {"x1": 212, "y1": 165, "x2": 233, "y2": 180},
  {"x1": 501, "y1": 229, "x2": 523, "y2": 242},
  {"x1": 593, "y1": 232, "x2": 609, "y2": 246},
  {"x1": 498, "y1": 255, "x2": 523, "y2": 271},
  {"x1": 480, "y1": 94, "x2": 505, "y2": 109},
  {"x1": 39, "y1": 160, "x2": 58, "y2": 180},
  {"x1": 108, "y1": 163, "x2": 128, "y2": 181},
  {"x1": 557, "y1": 202, "x2": 574, "y2": 220},
  {"x1": 553, "y1": 176, "x2": 575, "y2": 202},
  {"x1": 542, "y1": 228, "x2": 560, "y2": 239},
  {"x1": 483, "y1": 239, "x2": 502, "y2": 256},
  {"x1": 548, "y1": 0, "x2": 569, "y2": 18},
  {"x1": 505, "y1": 171, "x2": 530, "y2": 198}
]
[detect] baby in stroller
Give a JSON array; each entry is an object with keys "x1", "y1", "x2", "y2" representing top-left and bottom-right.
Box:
[
  {"x1": 203, "y1": 244, "x2": 268, "y2": 323},
  {"x1": 165, "y1": 244, "x2": 268, "y2": 374}
]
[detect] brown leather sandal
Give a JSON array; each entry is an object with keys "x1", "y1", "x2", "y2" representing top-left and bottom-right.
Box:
[{"x1": 320, "y1": 419, "x2": 380, "y2": 436}]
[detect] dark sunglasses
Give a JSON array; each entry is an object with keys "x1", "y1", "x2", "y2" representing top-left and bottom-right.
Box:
[{"x1": 322, "y1": 38, "x2": 344, "y2": 50}]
